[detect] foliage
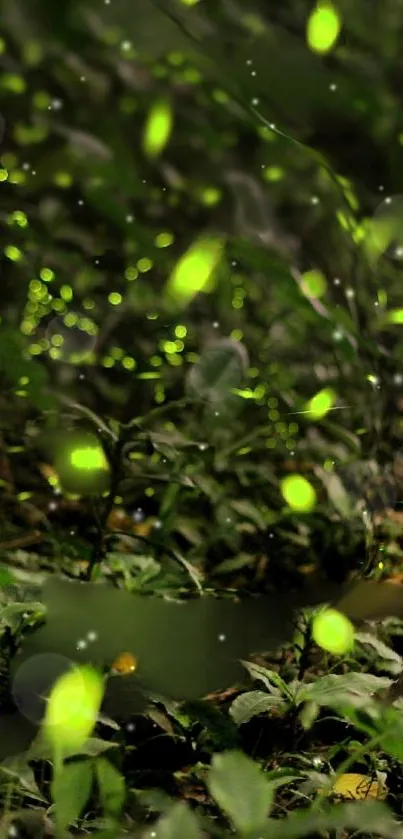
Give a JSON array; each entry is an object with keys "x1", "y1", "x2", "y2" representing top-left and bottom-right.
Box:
[{"x1": 2, "y1": 0, "x2": 403, "y2": 836}]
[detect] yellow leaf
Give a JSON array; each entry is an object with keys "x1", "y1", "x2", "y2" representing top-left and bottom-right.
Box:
[{"x1": 331, "y1": 773, "x2": 387, "y2": 800}]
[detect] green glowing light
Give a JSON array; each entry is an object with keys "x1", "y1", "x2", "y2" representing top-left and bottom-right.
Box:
[
  {"x1": 70, "y1": 446, "x2": 108, "y2": 471},
  {"x1": 155, "y1": 232, "x2": 174, "y2": 248},
  {"x1": 142, "y1": 99, "x2": 173, "y2": 159},
  {"x1": 122, "y1": 356, "x2": 136, "y2": 370},
  {"x1": 2, "y1": 74, "x2": 26, "y2": 93},
  {"x1": 60, "y1": 286, "x2": 73, "y2": 303},
  {"x1": 386, "y1": 308, "x2": 403, "y2": 324},
  {"x1": 166, "y1": 237, "x2": 224, "y2": 304},
  {"x1": 262, "y1": 166, "x2": 284, "y2": 182},
  {"x1": 44, "y1": 666, "x2": 104, "y2": 753},
  {"x1": 137, "y1": 257, "x2": 153, "y2": 273},
  {"x1": 10, "y1": 210, "x2": 28, "y2": 227},
  {"x1": 33, "y1": 91, "x2": 51, "y2": 109},
  {"x1": 212, "y1": 89, "x2": 229, "y2": 104},
  {"x1": 200, "y1": 187, "x2": 222, "y2": 206},
  {"x1": 182, "y1": 68, "x2": 202, "y2": 84},
  {"x1": 5, "y1": 245, "x2": 23, "y2": 262},
  {"x1": 23, "y1": 41, "x2": 43, "y2": 65},
  {"x1": 305, "y1": 388, "x2": 336, "y2": 419},
  {"x1": 306, "y1": 2, "x2": 342, "y2": 55},
  {"x1": 9, "y1": 169, "x2": 26, "y2": 185},
  {"x1": 280, "y1": 474, "x2": 316, "y2": 512},
  {"x1": 108, "y1": 292, "x2": 122, "y2": 305},
  {"x1": 40, "y1": 268, "x2": 55, "y2": 282},
  {"x1": 312, "y1": 608, "x2": 354, "y2": 654},
  {"x1": 55, "y1": 434, "x2": 110, "y2": 495},
  {"x1": 125, "y1": 266, "x2": 138, "y2": 281},
  {"x1": 53, "y1": 172, "x2": 73, "y2": 188},
  {"x1": 300, "y1": 269, "x2": 327, "y2": 299}
]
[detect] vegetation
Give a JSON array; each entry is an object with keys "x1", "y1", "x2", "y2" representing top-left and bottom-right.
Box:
[{"x1": 2, "y1": 0, "x2": 403, "y2": 836}]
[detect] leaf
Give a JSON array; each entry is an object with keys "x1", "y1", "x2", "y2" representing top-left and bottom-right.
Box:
[
  {"x1": 0, "y1": 756, "x2": 47, "y2": 801},
  {"x1": 241, "y1": 661, "x2": 287, "y2": 696},
  {"x1": 313, "y1": 466, "x2": 353, "y2": 519},
  {"x1": 95, "y1": 757, "x2": 125, "y2": 818},
  {"x1": 299, "y1": 700, "x2": 320, "y2": 730},
  {"x1": 51, "y1": 760, "x2": 93, "y2": 832},
  {"x1": 230, "y1": 691, "x2": 284, "y2": 725},
  {"x1": 299, "y1": 672, "x2": 392, "y2": 708},
  {"x1": 207, "y1": 750, "x2": 274, "y2": 833},
  {"x1": 155, "y1": 802, "x2": 203, "y2": 839},
  {"x1": 261, "y1": 801, "x2": 401, "y2": 839},
  {"x1": 321, "y1": 420, "x2": 361, "y2": 454},
  {"x1": 355, "y1": 631, "x2": 403, "y2": 675},
  {"x1": 230, "y1": 498, "x2": 267, "y2": 529},
  {"x1": 0, "y1": 602, "x2": 45, "y2": 623},
  {"x1": 186, "y1": 339, "x2": 249, "y2": 406},
  {"x1": 28, "y1": 733, "x2": 118, "y2": 761},
  {"x1": 0, "y1": 566, "x2": 18, "y2": 586},
  {"x1": 330, "y1": 773, "x2": 387, "y2": 801},
  {"x1": 213, "y1": 552, "x2": 256, "y2": 575}
]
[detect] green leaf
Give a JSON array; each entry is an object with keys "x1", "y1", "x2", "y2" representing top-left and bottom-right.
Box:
[
  {"x1": 313, "y1": 466, "x2": 354, "y2": 519},
  {"x1": 262, "y1": 801, "x2": 401, "y2": 839},
  {"x1": 207, "y1": 750, "x2": 274, "y2": 833},
  {"x1": 156, "y1": 802, "x2": 203, "y2": 839},
  {"x1": 94, "y1": 757, "x2": 125, "y2": 818},
  {"x1": 230, "y1": 691, "x2": 284, "y2": 726},
  {"x1": 230, "y1": 498, "x2": 267, "y2": 529},
  {"x1": 28, "y1": 733, "x2": 118, "y2": 761},
  {"x1": 0, "y1": 566, "x2": 18, "y2": 586},
  {"x1": 186, "y1": 339, "x2": 249, "y2": 406},
  {"x1": 355, "y1": 632, "x2": 403, "y2": 675},
  {"x1": 299, "y1": 672, "x2": 391, "y2": 708},
  {"x1": 0, "y1": 601, "x2": 45, "y2": 622},
  {"x1": 213, "y1": 552, "x2": 257, "y2": 575},
  {"x1": 51, "y1": 760, "x2": 93, "y2": 832},
  {"x1": 0, "y1": 756, "x2": 47, "y2": 802},
  {"x1": 241, "y1": 661, "x2": 287, "y2": 696}
]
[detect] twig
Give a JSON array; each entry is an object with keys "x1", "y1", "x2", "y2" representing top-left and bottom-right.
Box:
[
  {"x1": 0, "y1": 531, "x2": 43, "y2": 552},
  {"x1": 84, "y1": 428, "x2": 128, "y2": 581}
]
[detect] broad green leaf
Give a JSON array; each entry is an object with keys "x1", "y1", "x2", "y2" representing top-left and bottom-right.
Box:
[
  {"x1": 355, "y1": 632, "x2": 402, "y2": 674},
  {"x1": 299, "y1": 672, "x2": 391, "y2": 708},
  {"x1": 241, "y1": 662, "x2": 287, "y2": 696},
  {"x1": 156, "y1": 802, "x2": 203, "y2": 839},
  {"x1": 262, "y1": 801, "x2": 400, "y2": 839},
  {"x1": 230, "y1": 691, "x2": 284, "y2": 726},
  {"x1": 95, "y1": 757, "x2": 125, "y2": 818},
  {"x1": 51, "y1": 760, "x2": 93, "y2": 832},
  {"x1": 207, "y1": 750, "x2": 274, "y2": 833},
  {"x1": 313, "y1": 466, "x2": 353, "y2": 519}
]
